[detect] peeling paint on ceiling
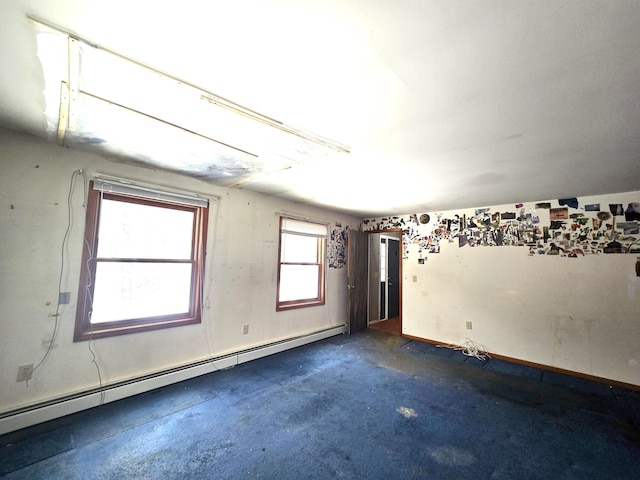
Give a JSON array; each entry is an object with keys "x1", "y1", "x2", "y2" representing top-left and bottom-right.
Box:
[{"x1": 32, "y1": 18, "x2": 349, "y2": 187}]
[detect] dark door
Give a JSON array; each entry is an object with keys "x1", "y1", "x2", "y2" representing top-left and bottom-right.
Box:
[
  {"x1": 347, "y1": 229, "x2": 368, "y2": 334},
  {"x1": 387, "y1": 239, "x2": 400, "y2": 318}
]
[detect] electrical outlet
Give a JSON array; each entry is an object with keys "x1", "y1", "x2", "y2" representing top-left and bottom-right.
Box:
[
  {"x1": 466, "y1": 321, "x2": 473, "y2": 330},
  {"x1": 17, "y1": 364, "x2": 34, "y2": 382},
  {"x1": 242, "y1": 324, "x2": 249, "y2": 335}
]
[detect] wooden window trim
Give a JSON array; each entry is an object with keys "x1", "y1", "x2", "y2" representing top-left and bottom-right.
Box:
[
  {"x1": 276, "y1": 217, "x2": 327, "y2": 311},
  {"x1": 73, "y1": 182, "x2": 208, "y2": 341}
]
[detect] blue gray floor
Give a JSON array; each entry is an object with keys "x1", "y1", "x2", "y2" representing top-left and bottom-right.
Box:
[{"x1": 1, "y1": 330, "x2": 639, "y2": 479}]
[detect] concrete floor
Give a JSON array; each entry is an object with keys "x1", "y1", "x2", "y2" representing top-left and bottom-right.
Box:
[{"x1": 2, "y1": 330, "x2": 639, "y2": 479}]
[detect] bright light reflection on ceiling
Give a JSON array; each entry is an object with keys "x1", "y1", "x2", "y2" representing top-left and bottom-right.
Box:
[{"x1": 31, "y1": 19, "x2": 348, "y2": 186}]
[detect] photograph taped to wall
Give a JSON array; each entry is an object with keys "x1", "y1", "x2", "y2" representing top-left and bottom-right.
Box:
[
  {"x1": 585, "y1": 204, "x2": 600, "y2": 211},
  {"x1": 328, "y1": 223, "x2": 347, "y2": 269},
  {"x1": 549, "y1": 208, "x2": 569, "y2": 220},
  {"x1": 609, "y1": 204, "x2": 624, "y2": 216},
  {"x1": 625, "y1": 202, "x2": 640, "y2": 221},
  {"x1": 362, "y1": 192, "x2": 640, "y2": 259},
  {"x1": 558, "y1": 198, "x2": 579, "y2": 209},
  {"x1": 524, "y1": 231, "x2": 536, "y2": 244},
  {"x1": 617, "y1": 222, "x2": 639, "y2": 235},
  {"x1": 549, "y1": 220, "x2": 565, "y2": 230},
  {"x1": 526, "y1": 213, "x2": 541, "y2": 225},
  {"x1": 535, "y1": 202, "x2": 551, "y2": 209}
]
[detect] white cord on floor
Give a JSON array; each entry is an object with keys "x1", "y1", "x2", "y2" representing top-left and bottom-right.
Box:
[{"x1": 437, "y1": 338, "x2": 491, "y2": 361}]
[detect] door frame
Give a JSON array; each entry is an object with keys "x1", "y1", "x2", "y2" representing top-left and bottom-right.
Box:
[
  {"x1": 365, "y1": 228, "x2": 403, "y2": 331},
  {"x1": 385, "y1": 235, "x2": 401, "y2": 319}
]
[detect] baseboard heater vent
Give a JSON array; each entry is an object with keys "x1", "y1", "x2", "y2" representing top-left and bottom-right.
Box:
[{"x1": 0, "y1": 325, "x2": 345, "y2": 435}]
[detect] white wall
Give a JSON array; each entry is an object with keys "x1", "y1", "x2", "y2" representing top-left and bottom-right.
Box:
[
  {"x1": 0, "y1": 129, "x2": 359, "y2": 414},
  {"x1": 366, "y1": 194, "x2": 640, "y2": 387}
]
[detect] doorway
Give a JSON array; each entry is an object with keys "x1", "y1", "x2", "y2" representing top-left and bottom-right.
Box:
[{"x1": 367, "y1": 232, "x2": 401, "y2": 335}]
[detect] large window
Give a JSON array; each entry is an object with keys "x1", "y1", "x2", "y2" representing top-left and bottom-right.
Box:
[
  {"x1": 74, "y1": 179, "x2": 208, "y2": 341},
  {"x1": 277, "y1": 217, "x2": 327, "y2": 311}
]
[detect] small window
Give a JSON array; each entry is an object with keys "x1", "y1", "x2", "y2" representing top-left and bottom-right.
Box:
[
  {"x1": 277, "y1": 217, "x2": 327, "y2": 311},
  {"x1": 74, "y1": 180, "x2": 208, "y2": 341}
]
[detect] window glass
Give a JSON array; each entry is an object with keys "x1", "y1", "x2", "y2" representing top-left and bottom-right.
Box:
[
  {"x1": 281, "y1": 233, "x2": 318, "y2": 263},
  {"x1": 74, "y1": 181, "x2": 208, "y2": 341},
  {"x1": 91, "y1": 263, "x2": 193, "y2": 322},
  {"x1": 276, "y1": 217, "x2": 326, "y2": 311},
  {"x1": 278, "y1": 265, "x2": 320, "y2": 302},
  {"x1": 97, "y1": 198, "x2": 194, "y2": 259}
]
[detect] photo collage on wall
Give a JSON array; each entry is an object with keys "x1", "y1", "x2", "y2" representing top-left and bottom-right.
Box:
[
  {"x1": 363, "y1": 198, "x2": 640, "y2": 259},
  {"x1": 328, "y1": 222, "x2": 348, "y2": 269}
]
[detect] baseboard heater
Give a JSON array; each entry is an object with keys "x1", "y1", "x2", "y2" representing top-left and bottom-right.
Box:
[{"x1": 0, "y1": 325, "x2": 346, "y2": 435}]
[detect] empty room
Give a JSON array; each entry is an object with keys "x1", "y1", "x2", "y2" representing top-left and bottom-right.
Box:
[{"x1": 1, "y1": 1, "x2": 639, "y2": 478}]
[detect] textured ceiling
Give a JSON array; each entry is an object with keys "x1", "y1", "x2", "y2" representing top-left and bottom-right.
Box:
[{"x1": 1, "y1": 0, "x2": 639, "y2": 217}]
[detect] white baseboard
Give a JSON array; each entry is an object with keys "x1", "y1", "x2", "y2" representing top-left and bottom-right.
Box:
[{"x1": 0, "y1": 325, "x2": 345, "y2": 435}]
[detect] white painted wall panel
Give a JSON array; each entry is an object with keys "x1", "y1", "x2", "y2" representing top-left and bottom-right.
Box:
[
  {"x1": 0, "y1": 129, "x2": 358, "y2": 415},
  {"x1": 369, "y1": 194, "x2": 640, "y2": 386}
]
